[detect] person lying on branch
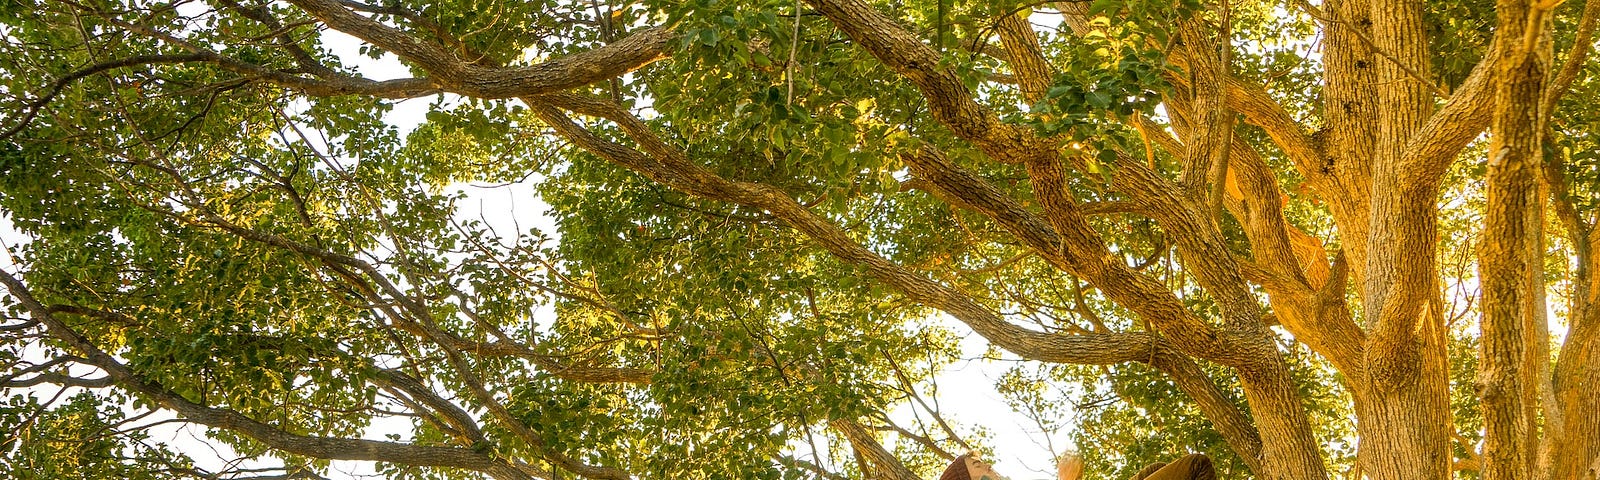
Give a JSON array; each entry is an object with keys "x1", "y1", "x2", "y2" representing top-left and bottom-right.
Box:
[{"x1": 937, "y1": 451, "x2": 1216, "y2": 480}]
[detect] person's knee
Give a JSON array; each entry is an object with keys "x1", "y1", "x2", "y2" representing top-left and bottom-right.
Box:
[
  {"x1": 1131, "y1": 461, "x2": 1167, "y2": 480},
  {"x1": 1175, "y1": 454, "x2": 1214, "y2": 480}
]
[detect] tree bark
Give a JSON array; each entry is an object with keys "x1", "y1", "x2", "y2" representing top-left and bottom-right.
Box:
[
  {"x1": 1319, "y1": 0, "x2": 1375, "y2": 288},
  {"x1": 1539, "y1": 2, "x2": 1600, "y2": 477},
  {"x1": 1478, "y1": 3, "x2": 1550, "y2": 480},
  {"x1": 1353, "y1": 0, "x2": 1455, "y2": 478},
  {"x1": 1549, "y1": 302, "x2": 1600, "y2": 480}
]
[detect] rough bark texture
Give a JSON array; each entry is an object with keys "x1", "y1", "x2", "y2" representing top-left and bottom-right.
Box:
[
  {"x1": 1354, "y1": 0, "x2": 1454, "y2": 478},
  {"x1": 1319, "y1": 0, "x2": 1375, "y2": 289},
  {"x1": 1478, "y1": 3, "x2": 1548, "y2": 480},
  {"x1": 1550, "y1": 306, "x2": 1600, "y2": 480}
]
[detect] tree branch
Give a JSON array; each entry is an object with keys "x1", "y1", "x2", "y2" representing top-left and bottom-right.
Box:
[
  {"x1": 831, "y1": 419, "x2": 921, "y2": 480},
  {"x1": 1543, "y1": 0, "x2": 1600, "y2": 111},
  {"x1": 2, "y1": 54, "x2": 210, "y2": 140},
  {"x1": 1398, "y1": 49, "x2": 1499, "y2": 188},
  {"x1": 529, "y1": 93, "x2": 1173, "y2": 367},
  {"x1": 0, "y1": 269, "x2": 532, "y2": 480},
  {"x1": 896, "y1": 146, "x2": 1259, "y2": 366},
  {"x1": 801, "y1": 0, "x2": 1049, "y2": 161},
  {"x1": 285, "y1": 0, "x2": 672, "y2": 99}
]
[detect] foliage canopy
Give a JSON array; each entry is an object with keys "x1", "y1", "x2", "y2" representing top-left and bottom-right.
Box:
[{"x1": 2, "y1": 0, "x2": 1599, "y2": 479}]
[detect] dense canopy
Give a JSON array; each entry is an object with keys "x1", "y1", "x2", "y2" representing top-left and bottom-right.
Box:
[{"x1": 2, "y1": 0, "x2": 1599, "y2": 479}]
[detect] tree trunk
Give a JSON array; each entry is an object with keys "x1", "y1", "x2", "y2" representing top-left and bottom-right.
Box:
[
  {"x1": 1352, "y1": 338, "x2": 1454, "y2": 480},
  {"x1": 1354, "y1": 0, "x2": 1455, "y2": 477},
  {"x1": 1549, "y1": 311, "x2": 1600, "y2": 480},
  {"x1": 1238, "y1": 365, "x2": 1332, "y2": 480},
  {"x1": 1478, "y1": 2, "x2": 1548, "y2": 479},
  {"x1": 1319, "y1": 0, "x2": 1376, "y2": 289}
]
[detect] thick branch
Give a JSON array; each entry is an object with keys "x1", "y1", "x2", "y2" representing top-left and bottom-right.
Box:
[
  {"x1": 371, "y1": 369, "x2": 489, "y2": 445},
  {"x1": 529, "y1": 93, "x2": 1173, "y2": 367},
  {"x1": 285, "y1": 0, "x2": 671, "y2": 99},
  {"x1": 1398, "y1": 51, "x2": 1499, "y2": 187},
  {"x1": 1224, "y1": 139, "x2": 1366, "y2": 374},
  {"x1": 830, "y1": 419, "x2": 921, "y2": 480},
  {"x1": 896, "y1": 147, "x2": 1259, "y2": 366},
  {"x1": 995, "y1": 12, "x2": 1054, "y2": 102},
  {"x1": 801, "y1": 0, "x2": 1048, "y2": 160},
  {"x1": 1222, "y1": 79, "x2": 1326, "y2": 186},
  {"x1": 1147, "y1": 352, "x2": 1266, "y2": 475}
]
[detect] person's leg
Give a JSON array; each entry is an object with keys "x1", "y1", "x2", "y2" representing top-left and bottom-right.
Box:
[
  {"x1": 1130, "y1": 461, "x2": 1168, "y2": 480},
  {"x1": 1132, "y1": 454, "x2": 1215, "y2": 480}
]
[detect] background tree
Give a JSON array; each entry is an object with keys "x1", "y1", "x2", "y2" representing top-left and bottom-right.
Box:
[{"x1": 1, "y1": 0, "x2": 1598, "y2": 479}]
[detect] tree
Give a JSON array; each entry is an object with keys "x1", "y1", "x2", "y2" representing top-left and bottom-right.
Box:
[{"x1": 1, "y1": 0, "x2": 1598, "y2": 478}]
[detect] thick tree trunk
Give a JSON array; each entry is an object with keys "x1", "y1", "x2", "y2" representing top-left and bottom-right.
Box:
[
  {"x1": 1354, "y1": 97, "x2": 1456, "y2": 480},
  {"x1": 1354, "y1": 0, "x2": 1455, "y2": 477},
  {"x1": 1478, "y1": 2, "x2": 1548, "y2": 478},
  {"x1": 1550, "y1": 235, "x2": 1600, "y2": 479},
  {"x1": 1542, "y1": 0, "x2": 1600, "y2": 460},
  {"x1": 1351, "y1": 336, "x2": 1453, "y2": 480},
  {"x1": 1540, "y1": 1, "x2": 1600, "y2": 467},
  {"x1": 1319, "y1": 0, "x2": 1376, "y2": 289}
]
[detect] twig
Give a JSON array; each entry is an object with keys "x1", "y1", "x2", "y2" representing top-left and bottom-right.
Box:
[{"x1": 1293, "y1": 0, "x2": 1450, "y2": 99}]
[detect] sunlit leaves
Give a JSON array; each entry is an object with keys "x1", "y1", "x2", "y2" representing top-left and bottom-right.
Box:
[{"x1": 0, "y1": 393, "x2": 196, "y2": 479}]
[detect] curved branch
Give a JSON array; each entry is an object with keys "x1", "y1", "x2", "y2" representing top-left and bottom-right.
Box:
[
  {"x1": 1223, "y1": 138, "x2": 1365, "y2": 374},
  {"x1": 1, "y1": 54, "x2": 209, "y2": 140},
  {"x1": 801, "y1": 0, "x2": 1048, "y2": 161},
  {"x1": 830, "y1": 419, "x2": 921, "y2": 480},
  {"x1": 898, "y1": 146, "x2": 1260, "y2": 366},
  {"x1": 1397, "y1": 49, "x2": 1499, "y2": 188},
  {"x1": 1222, "y1": 79, "x2": 1325, "y2": 184},
  {"x1": 1544, "y1": 0, "x2": 1600, "y2": 111},
  {"x1": 285, "y1": 0, "x2": 672, "y2": 99},
  {"x1": 96, "y1": 16, "x2": 440, "y2": 99},
  {"x1": 1147, "y1": 352, "x2": 1266, "y2": 475},
  {"x1": 213, "y1": 0, "x2": 339, "y2": 78},
  {"x1": 333, "y1": 0, "x2": 481, "y2": 61},
  {"x1": 371, "y1": 369, "x2": 489, "y2": 445},
  {"x1": 529, "y1": 93, "x2": 1171, "y2": 367}
]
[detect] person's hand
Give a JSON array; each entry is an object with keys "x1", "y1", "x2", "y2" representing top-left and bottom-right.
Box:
[{"x1": 1057, "y1": 452, "x2": 1084, "y2": 480}]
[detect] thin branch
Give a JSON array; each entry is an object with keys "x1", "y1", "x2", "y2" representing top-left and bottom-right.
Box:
[
  {"x1": 2, "y1": 54, "x2": 210, "y2": 140},
  {"x1": 0, "y1": 269, "x2": 533, "y2": 480}
]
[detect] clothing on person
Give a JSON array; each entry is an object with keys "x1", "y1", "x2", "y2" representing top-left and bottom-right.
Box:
[
  {"x1": 1129, "y1": 453, "x2": 1216, "y2": 480},
  {"x1": 937, "y1": 452, "x2": 1213, "y2": 480}
]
